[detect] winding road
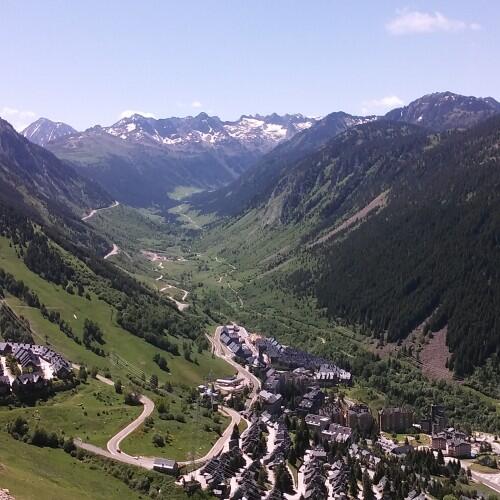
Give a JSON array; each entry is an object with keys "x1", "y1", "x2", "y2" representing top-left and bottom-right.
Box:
[
  {"x1": 74, "y1": 325, "x2": 260, "y2": 471},
  {"x1": 106, "y1": 395, "x2": 155, "y2": 457},
  {"x1": 159, "y1": 283, "x2": 190, "y2": 311},
  {"x1": 81, "y1": 200, "x2": 120, "y2": 221},
  {"x1": 208, "y1": 325, "x2": 261, "y2": 407},
  {"x1": 81, "y1": 201, "x2": 121, "y2": 259},
  {"x1": 72, "y1": 366, "x2": 156, "y2": 468},
  {"x1": 103, "y1": 243, "x2": 120, "y2": 260}
]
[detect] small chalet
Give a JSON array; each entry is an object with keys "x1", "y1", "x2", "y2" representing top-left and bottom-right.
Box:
[{"x1": 153, "y1": 458, "x2": 178, "y2": 475}]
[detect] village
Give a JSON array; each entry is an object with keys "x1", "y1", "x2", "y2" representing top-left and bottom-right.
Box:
[
  {"x1": 178, "y1": 324, "x2": 500, "y2": 499},
  {"x1": 1, "y1": 329, "x2": 498, "y2": 499},
  {"x1": 0, "y1": 342, "x2": 72, "y2": 395}
]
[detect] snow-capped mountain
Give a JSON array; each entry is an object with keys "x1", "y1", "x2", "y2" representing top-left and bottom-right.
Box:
[
  {"x1": 104, "y1": 112, "x2": 317, "y2": 153},
  {"x1": 223, "y1": 113, "x2": 316, "y2": 150},
  {"x1": 45, "y1": 112, "x2": 318, "y2": 208},
  {"x1": 385, "y1": 91, "x2": 500, "y2": 131},
  {"x1": 22, "y1": 118, "x2": 77, "y2": 147}
]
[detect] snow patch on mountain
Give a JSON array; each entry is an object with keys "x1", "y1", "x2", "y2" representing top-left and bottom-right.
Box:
[{"x1": 102, "y1": 112, "x2": 318, "y2": 153}]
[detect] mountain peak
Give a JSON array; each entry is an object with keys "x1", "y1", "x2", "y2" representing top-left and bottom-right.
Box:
[
  {"x1": 22, "y1": 117, "x2": 77, "y2": 146},
  {"x1": 385, "y1": 91, "x2": 500, "y2": 130},
  {"x1": 102, "y1": 112, "x2": 318, "y2": 151}
]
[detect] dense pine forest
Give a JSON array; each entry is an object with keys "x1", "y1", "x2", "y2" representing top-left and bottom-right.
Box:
[{"x1": 297, "y1": 116, "x2": 500, "y2": 377}]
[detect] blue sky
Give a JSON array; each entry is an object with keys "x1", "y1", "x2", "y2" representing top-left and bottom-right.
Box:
[{"x1": 1, "y1": 0, "x2": 498, "y2": 130}]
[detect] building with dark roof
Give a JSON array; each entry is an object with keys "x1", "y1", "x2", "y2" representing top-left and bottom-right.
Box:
[
  {"x1": 12, "y1": 346, "x2": 40, "y2": 369},
  {"x1": 447, "y1": 439, "x2": 471, "y2": 458},
  {"x1": 298, "y1": 387, "x2": 325, "y2": 415},
  {"x1": 431, "y1": 433, "x2": 447, "y2": 451},
  {"x1": 305, "y1": 414, "x2": 331, "y2": 432},
  {"x1": 321, "y1": 423, "x2": 352, "y2": 443},
  {"x1": 0, "y1": 375, "x2": 11, "y2": 395},
  {"x1": 12, "y1": 373, "x2": 46, "y2": 392},
  {"x1": 259, "y1": 390, "x2": 282, "y2": 414},
  {"x1": 347, "y1": 404, "x2": 374, "y2": 433},
  {"x1": 432, "y1": 429, "x2": 471, "y2": 457},
  {"x1": 319, "y1": 402, "x2": 344, "y2": 425},
  {"x1": 391, "y1": 444, "x2": 414, "y2": 456},
  {"x1": 0, "y1": 343, "x2": 72, "y2": 390},
  {"x1": 379, "y1": 407, "x2": 414, "y2": 433}
]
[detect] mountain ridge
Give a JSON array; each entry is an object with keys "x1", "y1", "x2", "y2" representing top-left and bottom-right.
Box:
[
  {"x1": 103, "y1": 112, "x2": 317, "y2": 152},
  {"x1": 190, "y1": 111, "x2": 377, "y2": 215},
  {"x1": 193, "y1": 91, "x2": 500, "y2": 217},
  {"x1": 45, "y1": 112, "x2": 318, "y2": 208},
  {"x1": 0, "y1": 118, "x2": 112, "y2": 218},
  {"x1": 385, "y1": 91, "x2": 500, "y2": 131}
]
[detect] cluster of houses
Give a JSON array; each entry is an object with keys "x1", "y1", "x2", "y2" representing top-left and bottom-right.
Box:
[
  {"x1": 241, "y1": 418, "x2": 265, "y2": 456},
  {"x1": 217, "y1": 327, "x2": 368, "y2": 453},
  {"x1": 0, "y1": 342, "x2": 72, "y2": 395},
  {"x1": 181, "y1": 324, "x2": 479, "y2": 498},
  {"x1": 305, "y1": 414, "x2": 352, "y2": 443},
  {"x1": 431, "y1": 428, "x2": 471, "y2": 458},
  {"x1": 263, "y1": 418, "x2": 291, "y2": 469},
  {"x1": 220, "y1": 325, "x2": 254, "y2": 361},
  {"x1": 305, "y1": 401, "x2": 378, "y2": 443},
  {"x1": 302, "y1": 451, "x2": 330, "y2": 499},
  {"x1": 254, "y1": 336, "x2": 352, "y2": 385},
  {"x1": 219, "y1": 327, "x2": 353, "y2": 388},
  {"x1": 231, "y1": 459, "x2": 267, "y2": 500},
  {"x1": 198, "y1": 447, "x2": 246, "y2": 497}
]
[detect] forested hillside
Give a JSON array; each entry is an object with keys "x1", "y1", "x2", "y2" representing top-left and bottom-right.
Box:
[
  {"x1": 259, "y1": 121, "x2": 429, "y2": 228},
  {"x1": 0, "y1": 118, "x2": 203, "y2": 355},
  {"x1": 0, "y1": 118, "x2": 112, "y2": 218},
  {"x1": 385, "y1": 91, "x2": 500, "y2": 131},
  {"x1": 191, "y1": 112, "x2": 375, "y2": 215},
  {"x1": 291, "y1": 116, "x2": 500, "y2": 377},
  {"x1": 47, "y1": 126, "x2": 259, "y2": 208}
]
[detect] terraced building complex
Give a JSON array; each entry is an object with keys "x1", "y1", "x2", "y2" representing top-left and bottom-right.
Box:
[{"x1": 0, "y1": 342, "x2": 72, "y2": 394}]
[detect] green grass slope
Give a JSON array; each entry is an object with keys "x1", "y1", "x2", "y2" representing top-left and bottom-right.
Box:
[
  {"x1": 0, "y1": 437, "x2": 143, "y2": 500},
  {"x1": 0, "y1": 236, "x2": 231, "y2": 386}
]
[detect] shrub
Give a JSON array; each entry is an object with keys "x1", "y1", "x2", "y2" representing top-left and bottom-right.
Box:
[
  {"x1": 124, "y1": 392, "x2": 140, "y2": 405},
  {"x1": 152, "y1": 434, "x2": 165, "y2": 447}
]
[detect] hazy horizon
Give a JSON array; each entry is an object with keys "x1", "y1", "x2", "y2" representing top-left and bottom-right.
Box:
[{"x1": 1, "y1": 0, "x2": 499, "y2": 130}]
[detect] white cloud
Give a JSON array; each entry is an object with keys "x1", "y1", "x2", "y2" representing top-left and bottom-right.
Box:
[
  {"x1": 386, "y1": 9, "x2": 481, "y2": 35},
  {"x1": 361, "y1": 95, "x2": 404, "y2": 114},
  {"x1": 0, "y1": 107, "x2": 37, "y2": 131},
  {"x1": 191, "y1": 100, "x2": 202, "y2": 108},
  {"x1": 119, "y1": 109, "x2": 156, "y2": 119}
]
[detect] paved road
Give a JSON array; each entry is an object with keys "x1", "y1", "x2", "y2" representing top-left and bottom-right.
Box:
[
  {"x1": 208, "y1": 325, "x2": 261, "y2": 408},
  {"x1": 74, "y1": 325, "x2": 257, "y2": 471},
  {"x1": 460, "y1": 460, "x2": 500, "y2": 494},
  {"x1": 444, "y1": 456, "x2": 500, "y2": 494},
  {"x1": 470, "y1": 470, "x2": 500, "y2": 495},
  {"x1": 73, "y1": 367, "x2": 156, "y2": 469},
  {"x1": 178, "y1": 406, "x2": 241, "y2": 466},
  {"x1": 75, "y1": 438, "x2": 155, "y2": 469},
  {"x1": 107, "y1": 394, "x2": 155, "y2": 457},
  {"x1": 81, "y1": 200, "x2": 120, "y2": 221},
  {"x1": 103, "y1": 243, "x2": 120, "y2": 260}
]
